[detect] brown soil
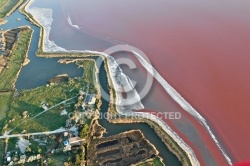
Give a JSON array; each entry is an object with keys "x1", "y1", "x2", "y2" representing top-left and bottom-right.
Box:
[
  {"x1": 87, "y1": 127, "x2": 158, "y2": 166},
  {"x1": 0, "y1": 56, "x2": 7, "y2": 74}
]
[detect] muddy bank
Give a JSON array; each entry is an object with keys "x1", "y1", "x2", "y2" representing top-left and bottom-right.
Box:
[
  {"x1": 48, "y1": 74, "x2": 69, "y2": 84},
  {"x1": 0, "y1": 56, "x2": 7, "y2": 74},
  {"x1": 0, "y1": 20, "x2": 7, "y2": 25}
]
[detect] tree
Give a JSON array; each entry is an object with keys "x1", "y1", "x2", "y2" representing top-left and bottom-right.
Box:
[
  {"x1": 75, "y1": 154, "x2": 81, "y2": 165},
  {"x1": 79, "y1": 124, "x2": 89, "y2": 138},
  {"x1": 64, "y1": 162, "x2": 74, "y2": 166}
]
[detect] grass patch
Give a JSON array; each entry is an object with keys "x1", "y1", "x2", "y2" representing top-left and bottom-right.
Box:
[
  {"x1": 0, "y1": 139, "x2": 4, "y2": 165},
  {"x1": 49, "y1": 153, "x2": 75, "y2": 166},
  {"x1": 77, "y1": 60, "x2": 96, "y2": 85},
  {"x1": 0, "y1": 90, "x2": 12, "y2": 161},
  {"x1": 3, "y1": 59, "x2": 97, "y2": 134},
  {"x1": 0, "y1": 28, "x2": 32, "y2": 90},
  {"x1": 6, "y1": 137, "x2": 18, "y2": 151},
  {"x1": 4, "y1": 81, "x2": 78, "y2": 133},
  {"x1": 0, "y1": 92, "x2": 12, "y2": 122}
]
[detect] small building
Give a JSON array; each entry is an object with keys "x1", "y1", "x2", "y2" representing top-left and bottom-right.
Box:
[
  {"x1": 88, "y1": 96, "x2": 96, "y2": 105},
  {"x1": 41, "y1": 102, "x2": 48, "y2": 110},
  {"x1": 7, "y1": 156, "x2": 11, "y2": 162},
  {"x1": 64, "y1": 132, "x2": 69, "y2": 137},
  {"x1": 85, "y1": 94, "x2": 96, "y2": 105},
  {"x1": 60, "y1": 109, "x2": 68, "y2": 116},
  {"x1": 81, "y1": 103, "x2": 85, "y2": 110}
]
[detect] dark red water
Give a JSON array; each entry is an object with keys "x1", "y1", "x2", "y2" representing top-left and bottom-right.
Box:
[{"x1": 33, "y1": 0, "x2": 250, "y2": 164}]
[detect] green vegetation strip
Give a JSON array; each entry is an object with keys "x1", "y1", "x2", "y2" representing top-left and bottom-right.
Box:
[
  {"x1": 0, "y1": 28, "x2": 32, "y2": 90},
  {"x1": 0, "y1": 139, "x2": 4, "y2": 165},
  {"x1": 0, "y1": 92, "x2": 13, "y2": 136},
  {"x1": 0, "y1": 92, "x2": 12, "y2": 122},
  {"x1": 0, "y1": 0, "x2": 24, "y2": 19}
]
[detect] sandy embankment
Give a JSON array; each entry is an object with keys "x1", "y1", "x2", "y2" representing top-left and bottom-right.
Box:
[
  {"x1": 0, "y1": 56, "x2": 7, "y2": 74},
  {"x1": 21, "y1": 1, "x2": 200, "y2": 165},
  {"x1": 22, "y1": 58, "x2": 30, "y2": 66},
  {"x1": 0, "y1": 32, "x2": 6, "y2": 74},
  {"x1": 0, "y1": 31, "x2": 6, "y2": 51},
  {"x1": 0, "y1": 20, "x2": 7, "y2": 25}
]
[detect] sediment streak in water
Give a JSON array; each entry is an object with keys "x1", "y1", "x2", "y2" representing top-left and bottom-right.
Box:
[{"x1": 67, "y1": 13, "x2": 81, "y2": 30}]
